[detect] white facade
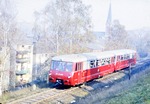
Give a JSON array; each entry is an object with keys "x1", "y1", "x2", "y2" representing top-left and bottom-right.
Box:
[
  {"x1": 16, "y1": 44, "x2": 33, "y2": 86},
  {"x1": 34, "y1": 53, "x2": 50, "y2": 65},
  {"x1": 33, "y1": 53, "x2": 52, "y2": 81}
]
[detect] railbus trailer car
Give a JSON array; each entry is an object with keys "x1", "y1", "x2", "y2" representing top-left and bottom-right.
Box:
[{"x1": 49, "y1": 49, "x2": 136, "y2": 86}]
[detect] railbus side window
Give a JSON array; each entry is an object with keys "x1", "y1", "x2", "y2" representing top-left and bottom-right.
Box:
[
  {"x1": 127, "y1": 54, "x2": 130, "y2": 59},
  {"x1": 121, "y1": 55, "x2": 124, "y2": 60},
  {"x1": 96, "y1": 59, "x2": 102, "y2": 66},
  {"x1": 125, "y1": 54, "x2": 129, "y2": 60},
  {"x1": 107, "y1": 58, "x2": 111, "y2": 64},
  {"x1": 130, "y1": 53, "x2": 133, "y2": 59},
  {"x1": 96, "y1": 60, "x2": 99, "y2": 66},
  {"x1": 105, "y1": 58, "x2": 107, "y2": 65},
  {"x1": 117, "y1": 56, "x2": 120, "y2": 61},
  {"x1": 124, "y1": 55, "x2": 126, "y2": 60},
  {"x1": 90, "y1": 60, "x2": 96, "y2": 68},
  {"x1": 132, "y1": 54, "x2": 134, "y2": 59},
  {"x1": 111, "y1": 57, "x2": 114, "y2": 63},
  {"x1": 101, "y1": 59, "x2": 105, "y2": 66},
  {"x1": 105, "y1": 58, "x2": 110, "y2": 65},
  {"x1": 105, "y1": 58, "x2": 108, "y2": 65},
  {"x1": 75, "y1": 64, "x2": 77, "y2": 71},
  {"x1": 104, "y1": 59, "x2": 106, "y2": 65},
  {"x1": 97, "y1": 59, "x2": 101, "y2": 66}
]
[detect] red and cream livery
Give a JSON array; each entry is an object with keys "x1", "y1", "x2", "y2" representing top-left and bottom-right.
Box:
[{"x1": 49, "y1": 49, "x2": 136, "y2": 86}]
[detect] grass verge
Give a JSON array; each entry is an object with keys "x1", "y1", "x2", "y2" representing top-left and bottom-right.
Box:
[{"x1": 106, "y1": 71, "x2": 150, "y2": 104}]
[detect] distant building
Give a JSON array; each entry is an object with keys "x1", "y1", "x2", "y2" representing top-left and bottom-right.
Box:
[
  {"x1": 33, "y1": 52, "x2": 53, "y2": 81},
  {"x1": 15, "y1": 44, "x2": 33, "y2": 86},
  {"x1": 0, "y1": 47, "x2": 10, "y2": 95}
]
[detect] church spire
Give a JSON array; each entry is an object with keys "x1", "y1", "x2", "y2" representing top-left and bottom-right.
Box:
[
  {"x1": 106, "y1": 0, "x2": 112, "y2": 27},
  {"x1": 105, "y1": 0, "x2": 112, "y2": 36}
]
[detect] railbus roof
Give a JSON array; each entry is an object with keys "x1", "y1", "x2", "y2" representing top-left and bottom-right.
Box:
[
  {"x1": 105, "y1": 49, "x2": 136, "y2": 55},
  {"x1": 52, "y1": 49, "x2": 136, "y2": 62}
]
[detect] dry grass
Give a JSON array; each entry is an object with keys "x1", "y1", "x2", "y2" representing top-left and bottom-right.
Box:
[
  {"x1": 0, "y1": 83, "x2": 50, "y2": 104},
  {"x1": 41, "y1": 87, "x2": 89, "y2": 104}
]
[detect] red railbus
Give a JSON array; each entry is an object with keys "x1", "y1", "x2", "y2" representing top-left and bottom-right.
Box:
[{"x1": 49, "y1": 49, "x2": 136, "y2": 86}]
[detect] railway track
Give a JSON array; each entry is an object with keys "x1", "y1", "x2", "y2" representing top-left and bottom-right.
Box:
[
  {"x1": 7, "y1": 58, "x2": 150, "y2": 104},
  {"x1": 7, "y1": 87, "x2": 78, "y2": 104}
]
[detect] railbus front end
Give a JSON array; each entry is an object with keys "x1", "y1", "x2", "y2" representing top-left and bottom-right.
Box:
[{"x1": 49, "y1": 60, "x2": 75, "y2": 86}]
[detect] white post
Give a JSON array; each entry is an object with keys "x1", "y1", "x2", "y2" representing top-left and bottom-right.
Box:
[
  {"x1": 0, "y1": 72, "x2": 2, "y2": 96},
  {"x1": 56, "y1": 34, "x2": 59, "y2": 55},
  {"x1": 128, "y1": 64, "x2": 131, "y2": 80},
  {"x1": 70, "y1": 39, "x2": 72, "y2": 53}
]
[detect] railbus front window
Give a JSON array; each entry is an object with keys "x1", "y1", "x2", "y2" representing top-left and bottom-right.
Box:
[
  {"x1": 65, "y1": 63, "x2": 73, "y2": 72},
  {"x1": 51, "y1": 61, "x2": 73, "y2": 72}
]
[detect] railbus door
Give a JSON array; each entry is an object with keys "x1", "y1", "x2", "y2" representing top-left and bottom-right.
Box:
[
  {"x1": 115, "y1": 55, "x2": 121, "y2": 70},
  {"x1": 74, "y1": 62, "x2": 83, "y2": 85}
]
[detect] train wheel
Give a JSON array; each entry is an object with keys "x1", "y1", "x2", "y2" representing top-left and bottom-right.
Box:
[
  {"x1": 114, "y1": 69, "x2": 119, "y2": 73},
  {"x1": 98, "y1": 75, "x2": 103, "y2": 78}
]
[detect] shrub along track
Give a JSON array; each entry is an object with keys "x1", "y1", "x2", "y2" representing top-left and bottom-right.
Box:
[{"x1": 7, "y1": 58, "x2": 150, "y2": 104}]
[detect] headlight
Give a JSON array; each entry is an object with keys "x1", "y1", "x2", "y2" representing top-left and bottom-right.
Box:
[{"x1": 68, "y1": 76, "x2": 71, "y2": 78}]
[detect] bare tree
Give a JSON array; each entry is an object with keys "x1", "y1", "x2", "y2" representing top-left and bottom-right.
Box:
[
  {"x1": 33, "y1": 0, "x2": 93, "y2": 55},
  {"x1": 32, "y1": 0, "x2": 94, "y2": 81},
  {"x1": 128, "y1": 28, "x2": 150, "y2": 58},
  {"x1": 0, "y1": 0, "x2": 18, "y2": 90},
  {"x1": 105, "y1": 20, "x2": 131, "y2": 50},
  {"x1": 0, "y1": 0, "x2": 18, "y2": 46}
]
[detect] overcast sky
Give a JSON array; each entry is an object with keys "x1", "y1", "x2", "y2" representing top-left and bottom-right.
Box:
[{"x1": 16, "y1": 0, "x2": 150, "y2": 31}]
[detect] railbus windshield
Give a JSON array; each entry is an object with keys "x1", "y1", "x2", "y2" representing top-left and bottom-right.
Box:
[{"x1": 51, "y1": 60, "x2": 73, "y2": 72}]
